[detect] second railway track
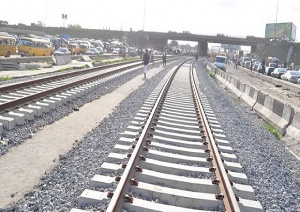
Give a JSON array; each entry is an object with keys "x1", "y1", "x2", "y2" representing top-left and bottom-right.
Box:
[
  {"x1": 73, "y1": 59, "x2": 263, "y2": 212},
  {"x1": 0, "y1": 58, "x2": 172, "y2": 132}
]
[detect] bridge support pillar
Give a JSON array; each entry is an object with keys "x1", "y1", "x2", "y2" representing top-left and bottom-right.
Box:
[
  {"x1": 198, "y1": 41, "x2": 208, "y2": 57},
  {"x1": 251, "y1": 45, "x2": 257, "y2": 54}
]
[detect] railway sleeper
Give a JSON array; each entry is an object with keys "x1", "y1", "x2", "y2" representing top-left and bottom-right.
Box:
[
  {"x1": 123, "y1": 197, "x2": 210, "y2": 212},
  {"x1": 160, "y1": 107, "x2": 196, "y2": 117},
  {"x1": 145, "y1": 149, "x2": 211, "y2": 166},
  {"x1": 136, "y1": 169, "x2": 219, "y2": 193},
  {"x1": 161, "y1": 104, "x2": 196, "y2": 113},
  {"x1": 154, "y1": 129, "x2": 203, "y2": 141},
  {"x1": 155, "y1": 124, "x2": 202, "y2": 135},
  {"x1": 159, "y1": 112, "x2": 199, "y2": 122},
  {"x1": 139, "y1": 158, "x2": 212, "y2": 176},
  {"x1": 150, "y1": 141, "x2": 208, "y2": 157},
  {"x1": 153, "y1": 135, "x2": 205, "y2": 149},
  {"x1": 156, "y1": 120, "x2": 200, "y2": 131},
  {"x1": 130, "y1": 181, "x2": 223, "y2": 209},
  {"x1": 157, "y1": 116, "x2": 199, "y2": 126}
]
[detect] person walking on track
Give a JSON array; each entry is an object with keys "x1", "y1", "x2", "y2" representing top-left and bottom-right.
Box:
[
  {"x1": 162, "y1": 52, "x2": 167, "y2": 66},
  {"x1": 142, "y1": 49, "x2": 150, "y2": 78}
]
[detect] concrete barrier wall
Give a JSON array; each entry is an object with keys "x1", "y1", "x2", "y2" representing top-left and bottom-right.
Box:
[
  {"x1": 227, "y1": 76, "x2": 244, "y2": 98},
  {"x1": 55, "y1": 55, "x2": 71, "y2": 65},
  {"x1": 240, "y1": 84, "x2": 258, "y2": 109},
  {"x1": 286, "y1": 110, "x2": 300, "y2": 140},
  {"x1": 208, "y1": 63, "x2": 299, "y2": 140}
]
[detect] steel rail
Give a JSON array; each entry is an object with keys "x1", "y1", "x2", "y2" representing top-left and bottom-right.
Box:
[
  {"x1": 106, "y1": 58, "x2": 191, "y2": 212},
  {"x1": 190, "y1": 62, "x2": 240, "y2": 212},
  {"x1": 0, "y1": 61, "x2": 144, "y2": 114},
  {"x1": 0, "y1": 59, "x2": 142, "y2": 94}
]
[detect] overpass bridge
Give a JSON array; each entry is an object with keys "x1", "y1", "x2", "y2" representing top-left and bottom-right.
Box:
[{"x1": 145, "y1": 31, "x2": 269, "y2": 56}]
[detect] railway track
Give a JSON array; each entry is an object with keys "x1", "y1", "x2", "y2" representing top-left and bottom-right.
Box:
[
  {"x1": 0, "y1": 59, "x2": 165, "y2": 131},
  {"x1": 72, "y1": 60, "x2": 264, "y2": 211},
  {"x1": 0, "y1": 54, "x2": 116, "y2": 64}
]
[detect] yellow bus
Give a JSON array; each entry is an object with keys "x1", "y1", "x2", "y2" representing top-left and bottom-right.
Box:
[
  {"x1": 0, "y1": 34, "x2": 17, "y2": 57},
  {"x1": 67, "y1": 43, "x2": 80, "y2": 55},
  {"x1": 18, "y1": 37, "x2": 55, "y2": 56},
  {"x1": 79, "y1": 44, "x2": 89, "y2": 54}
]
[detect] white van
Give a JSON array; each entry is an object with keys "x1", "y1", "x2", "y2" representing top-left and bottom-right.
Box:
[{"x1": 214, "y1": 55, "x2": 227, "y2": 71}]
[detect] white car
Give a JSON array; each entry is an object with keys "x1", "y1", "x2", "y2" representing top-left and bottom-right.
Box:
[
  {"x1": 281, "y1": 71, "x2": 300, "y2": 83},
  {"x1": 96, "y1": 47, "x2": 103, "y2": 54},
  {"x1": 86, "y1": 48, "x2": 100, "y2": 55},
  {"x1": 112, "y1": 48, "x2": 120, "y2": 54},
  {"x1": 53, "y1": 47, "x2": 70, "y2": 56}
]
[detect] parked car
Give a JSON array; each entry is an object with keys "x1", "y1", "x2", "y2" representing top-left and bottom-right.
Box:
[
  {"x1": 298, "y1": 78, "x2": 300, "y2": 84},
  {"x1": 244, "y1": 61, "x2": 251, "y2": 69},
  {"x1": 280, "y1": 71, "x2": 300, "y2": 83},
  {"x1": 96, "y1": 47, "x2": 104, "y2": 54},
  {"x1": 265, "y1": 63, "x2": 277, "y2": 75},
  {"x1": 241, "y1": 57, "x2": 250, "y2": 67},
  {"x1": 53, "y1": 47, "x2": 70, "y2": 56},
  {"x1": 253, "y1": 62, "x2": 260, "y2": 71},
  {"x1": 86, "y1": 48, "x2": 100, "y2": 55},
  {"x1": 256, "y1": 63, "x2": 263, "y2": 73},
  {"x1": 112, "y1": 48, "x2": 120, "y2": 54},
  {"x1": 271, "y1": 68, "x2": 287, "y2": 78}
]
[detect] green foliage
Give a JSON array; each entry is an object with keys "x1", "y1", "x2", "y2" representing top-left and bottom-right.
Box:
[
  {"x1": 0, "y1": 20, "x2": 8, "y2": 26},
  {"x1": 94, "y1": 58, "x2": 102, "y2": 63},
  {"x1": 263, "y1": 123, "x2": 281, "y2": 139},
  {"x1": 0, "y1": 75, "x2": 13, "y2": 81},
  {"x1": 170, "y1": 40, "x2": 179, "y2": 47},
  {"x1": 59, "y1": 67, "x2": 74, "y2": 72},
  {"x1": 209, "y1": 72, "x2": 216, "y2": 78}
]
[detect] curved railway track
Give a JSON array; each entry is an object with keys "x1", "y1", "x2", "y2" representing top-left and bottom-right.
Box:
[{"x1": 72, "y1": 60, "x2": 263, "y2": 212}]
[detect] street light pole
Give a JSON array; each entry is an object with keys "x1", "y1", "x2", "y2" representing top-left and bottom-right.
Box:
[
  {"x1": 275, "y1": 0, "x2": 279, "y2": 38},
  {"x1": 143, "y1": 0, "x2": 146, "y2": 31}
]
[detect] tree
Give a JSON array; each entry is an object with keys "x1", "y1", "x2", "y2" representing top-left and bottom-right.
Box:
[
  {"x1": 0, "y1": 20, "x2": 8, "y2": 26},
  {"x1": 185, "y1": 44, "x2": 192, "y2": 51},
  {"x1": 170, "y1": 40, "x2": 178, "y2": 47},
  {"x1": 68, "y1": 24, "x2": 82, "y2": 29}
]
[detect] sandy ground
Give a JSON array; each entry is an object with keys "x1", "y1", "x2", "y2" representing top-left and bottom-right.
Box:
[
  {"x1": 0, "y1": 60, "x2": 94, "y2": 78},
  {"x1": 0, "y1": 64, "x2": 166, "y2": 207}
]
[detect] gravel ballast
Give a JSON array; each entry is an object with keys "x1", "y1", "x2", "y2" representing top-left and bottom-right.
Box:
[{"x1": 195, "y1": 60, "x2": 300, "y2": 212}]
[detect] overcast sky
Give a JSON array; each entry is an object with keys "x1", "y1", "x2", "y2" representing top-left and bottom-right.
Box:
[{"x1": 1, "y1": 0, "x2": 300, "y2": 43}]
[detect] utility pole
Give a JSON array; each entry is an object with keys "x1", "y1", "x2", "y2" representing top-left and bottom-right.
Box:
[
  {"x1": 275, "y1": 0, "x2": 279, "y2": 38},
  {"x1": 143, "y1": 0, "x2": 146, "y2": 31}
]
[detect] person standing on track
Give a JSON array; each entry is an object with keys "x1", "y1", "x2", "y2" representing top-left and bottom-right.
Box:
[
  {"x1": 142, "y1": 49, "x2": 150, "y2": 78},
  {"x1": 162, "y1": 52, "x2": 167, "y2": 66}
]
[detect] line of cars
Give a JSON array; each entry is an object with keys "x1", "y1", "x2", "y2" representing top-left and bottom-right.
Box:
[
  {"x1": 238, "y1": 57, "x2": 300, "y2": 84},
  {"x1": 53, "y1": 43, "x2": 104, "y2": 56}
]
